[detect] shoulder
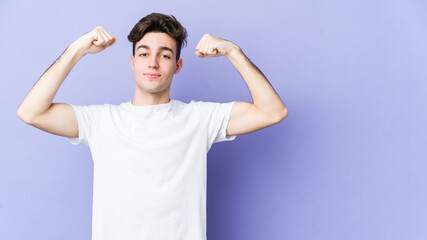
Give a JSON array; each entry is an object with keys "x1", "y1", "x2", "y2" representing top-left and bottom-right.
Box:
[
  {"x1": 187, "y1": 100, "x2": 235, "y2": 120},
  {"x1": 189, "y1": 99, "x2": 224, "y2": 108},
  {"x1": 189, "y1": 100, "x2": 235, "y2": 111},
  {"x1": 68, "y1": 102, "x2": 117, "y2": 116}
]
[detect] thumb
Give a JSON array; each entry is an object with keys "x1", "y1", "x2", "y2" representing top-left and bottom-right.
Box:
[
  {"x1": 109, "y1": 37, "x2": 117, "y2": 46},
  {"x1": 195, "y1": 50, "x2": 205, "y2": 58}
]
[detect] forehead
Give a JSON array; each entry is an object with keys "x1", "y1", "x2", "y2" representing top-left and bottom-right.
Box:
[{"x1": 135, "y1": 32, "x2": 177, "y2": 51}]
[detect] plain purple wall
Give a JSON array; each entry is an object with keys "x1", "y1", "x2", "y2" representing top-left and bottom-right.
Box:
[{"x1": 1, "y1": 0, "x2": 427, "y2": 239}]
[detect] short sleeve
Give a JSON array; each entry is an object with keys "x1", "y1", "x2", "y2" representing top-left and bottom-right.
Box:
[
  {"x1": 67, "y1": 104, "x2": 106, "y2": 146},
  {"x1": 191, "y1": 100, "x2": 237, "y2": 146}
]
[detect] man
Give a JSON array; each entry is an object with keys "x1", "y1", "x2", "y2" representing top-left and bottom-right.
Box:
[{"x1": 17, "y1": 13, "x2": 287, "y2": 240}]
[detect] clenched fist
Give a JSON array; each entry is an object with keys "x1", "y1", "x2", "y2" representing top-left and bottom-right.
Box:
[
  {"x1": 71, "y1": 26, "x2": 116, "y2": 55},
  {"x1": 195, "y1": 34, "x2": 237, "y2": 58}
]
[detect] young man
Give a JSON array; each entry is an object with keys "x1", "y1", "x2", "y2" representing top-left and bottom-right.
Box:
[{"x1": 17, "y1": 13, "x2": 287, "y2": 240}]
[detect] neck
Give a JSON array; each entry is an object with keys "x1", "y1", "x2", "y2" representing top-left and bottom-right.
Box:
[{"x1": 131, "y1": 86, "x2": 171, "y2": 106}]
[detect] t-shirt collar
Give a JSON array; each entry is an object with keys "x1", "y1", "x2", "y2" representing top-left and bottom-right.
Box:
[{"x1": 121, "y1": 99, "x2": 175, "y2": 119}]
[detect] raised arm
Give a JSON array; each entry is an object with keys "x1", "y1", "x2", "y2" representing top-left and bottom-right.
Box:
[
  {"x1": 195, "y1": 34, "x2": 288, "y2": 136},
  {"x1": 17, "y1": 26, "x2": 116, "y2": 137}
]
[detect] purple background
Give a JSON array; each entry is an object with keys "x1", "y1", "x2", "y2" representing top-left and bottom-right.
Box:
[{"x1": 1, "y1": 0, "x2": 427, "y2": 239}]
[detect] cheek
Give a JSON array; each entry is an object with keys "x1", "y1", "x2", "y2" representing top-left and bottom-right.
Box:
[
  {"x1": 165, "y1": 62, "x2": 177, "y2": 71},
  {"x1": 133, "y1": 60, "x2": 146, "y2": 70}
]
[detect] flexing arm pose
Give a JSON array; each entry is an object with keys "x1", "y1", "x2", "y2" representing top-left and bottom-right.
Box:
[
  {"x1": 18, "y1": 27, "x2": 287, "y2": 138},
  {"x1": 17, "y1": 27, "x2": 116, "y2": 137},
  {"x1": 195, "y1": 34, "x2": 288, "y2": 136}
]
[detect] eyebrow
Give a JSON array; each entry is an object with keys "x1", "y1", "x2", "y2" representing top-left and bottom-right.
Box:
[{"x1": 136, "y1": 45, "x2": 174, "y2": 54}]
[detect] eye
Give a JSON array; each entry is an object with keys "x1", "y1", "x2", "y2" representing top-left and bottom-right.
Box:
[
  {"x1": 139, "y1": 53, "x2": 148, "y2": 57},
  {"x1": 161, "y1": 54, "x2": 171, "y2": 59}
]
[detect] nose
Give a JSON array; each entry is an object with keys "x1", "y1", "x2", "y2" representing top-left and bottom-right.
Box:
[{"x1": 148, "y1": 55, "x2": 159, "y2": 68}]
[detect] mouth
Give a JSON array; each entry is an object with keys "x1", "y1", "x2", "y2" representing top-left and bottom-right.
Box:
[{"x1": 144, "y1": 74, "x2": 161, "y2": 79}]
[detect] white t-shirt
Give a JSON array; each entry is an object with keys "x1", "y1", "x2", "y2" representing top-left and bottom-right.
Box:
[{"x1": 67, "y1": 99, "x2": 237, "y2": 240}]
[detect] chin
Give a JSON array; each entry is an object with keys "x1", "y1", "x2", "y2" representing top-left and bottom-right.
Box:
[{"x1": 136, "y1": 84, "x2": 170, "y2": 94}]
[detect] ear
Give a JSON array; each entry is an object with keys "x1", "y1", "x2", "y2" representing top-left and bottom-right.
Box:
[
  {"x1": 174, "y1": 59, "x2": 183, "y2": 74},
  {"x1": 130, "y1": 55, "x2": 135, "y2": 71}
]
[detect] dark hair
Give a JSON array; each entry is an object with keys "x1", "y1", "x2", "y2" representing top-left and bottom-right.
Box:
[{"x1": 128, "y1": 13, "x2": 188, "y2": 61}]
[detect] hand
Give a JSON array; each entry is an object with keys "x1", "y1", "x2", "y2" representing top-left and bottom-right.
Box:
[
  {"x1": 195, "y1": 34, "x2": 237, "y2": 58},
  {"x1": 71, "y1": 26, "x2": 116, "y2": 55}
]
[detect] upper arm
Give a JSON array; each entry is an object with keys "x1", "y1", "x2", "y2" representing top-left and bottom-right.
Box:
[
  {"x1": 22, "y1": 103, "x2": 79, "y2": 138},
  {"x1": 226, "y1": 102, "x2": 287, "y2": 136}
]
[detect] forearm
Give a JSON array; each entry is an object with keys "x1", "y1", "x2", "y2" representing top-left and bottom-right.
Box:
[
  {"x1": 17, "y1": 43, "x2": 85, "y2": 122},
  {"x1": 225, "y1": 45, "x2": 287, "y2": 117}
]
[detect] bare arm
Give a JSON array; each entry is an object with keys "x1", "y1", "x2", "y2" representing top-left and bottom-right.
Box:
[
  {"x1": 195, "y1": 34, "x2": 288, "y2": 136},
  {"x1": 17, "y1": 26, "x2": 116, "y2": 137}
]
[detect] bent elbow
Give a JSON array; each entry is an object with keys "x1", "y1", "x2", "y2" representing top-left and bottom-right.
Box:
[
  {"x1": 17, "y1": 108, "x2": 28, "y2": 123},
  {"x1": 283, "y1": 108, "x2": 289, "y2": 119},
  {"x1": 278, "y1": 107, "x2": 288, "y2": 122},
  {"x1": 17, "y1": 108, "x2": 35, "y2": 124},
  {"x1": 269, "y1": 108, "x2": 288, "y2": 125}
]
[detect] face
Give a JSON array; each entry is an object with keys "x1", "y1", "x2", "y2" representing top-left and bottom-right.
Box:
[{"x1": 130, "y1": 32, "x2": 183, "y2": 95}]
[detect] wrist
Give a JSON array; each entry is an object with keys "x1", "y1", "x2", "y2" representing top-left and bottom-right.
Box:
[
  {"x1": 68, "y1": 42, "x2": 88, "y2": 58},
  {"x1": 63, "y1": 42, "x2": 87, "y2": 64},
  {"x1": 225, "y1": 44, "x2": 242, "y2": 60}
]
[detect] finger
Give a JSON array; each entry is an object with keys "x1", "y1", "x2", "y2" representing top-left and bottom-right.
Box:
[
  {"x1": 103, "y1": 29, "x2": 113, "y2": 39},
  {"x1": 93, "y1": 38, "x2": 106, "y2": 47},
  {"x1": 207, "y1": 45, "x2": 216, "y2": 55},
  {"x1": 92, "y1": 32, "x2": 106, "y2": 46},
  {"x1": 98, "y1": 30, "x2": 110, "y2": 46},
  {"x1": 198, "y1": 39, "x2": 208, "y2": 54},
  {"x1": 204, "y1": 44, "x2": 215, "y2": 55},
  {"x1": 195, "y1": 39, "x2": 202, "y2": 51},
  {"x1": 210, "y1": 48, "x2": 218, "y2": 56},
  {"x1": 103, "y1": 30, "x2": 116, "y2": 45},
  {"x1": 102, "y1": 32, "x2": 116, "y2": 47},
  {"x1": 204, "y1": 39, "x2": 216, "y2": 55},
  {"x1": 196, "y1": 34, "x2": 210, "y2": 52},
  {"x1": 195, "y1": 37, "x2": 204, "y2": 52},
  {"x1": 91, "y1": 27, "x2": 105, "y2": 44},
  {"x1": 92, "y1": 35, "x2": 103, "y2": 46},
  {"x1": 109, "y1": 37, "x2": 117, "y2": 46},
  {"x1": 195, "y1": 50, "x2": 204, "y2": 58},
  {"x1": 197, "y1": 50, "x2": 211, "y2": 58}
]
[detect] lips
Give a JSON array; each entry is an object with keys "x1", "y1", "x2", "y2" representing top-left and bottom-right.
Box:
[{"x1": 144, "y1": 73, "x2": 161, "y2": 79}]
